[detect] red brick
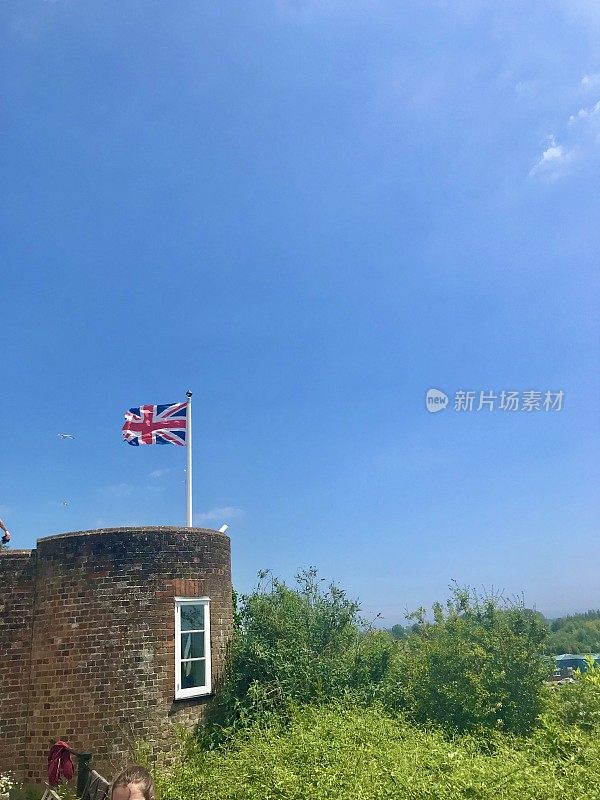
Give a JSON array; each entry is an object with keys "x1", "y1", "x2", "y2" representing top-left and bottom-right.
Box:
[{"x1": 0, "y1": 527, "x2": 232, "y2": 783}]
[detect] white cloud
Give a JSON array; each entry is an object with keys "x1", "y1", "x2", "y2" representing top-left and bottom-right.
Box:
[
  {"x1": 581, "y1": 73, "x2": 600, "y2": 90},
  {"x1": 149, "y1": 468, "x2": 171, "y2": 479},
  {"x1": 515, "y1": 79, "x2": 538, "y2": 95},
  {"x1": 529, "y1": 64, "x2": 600, "y2": 180},
  {"x1": 530, "y1": 83, "x2": 600, "y2": 180},
  {"x1": 569, "y1": 100, "x2": 600, "y2": 125},
  {"x1": 194, "y1": 506, "x2": 243, "y2": 524},
  {"x1": 529, "y1": 136, "x2": 574, "y2": 179}
]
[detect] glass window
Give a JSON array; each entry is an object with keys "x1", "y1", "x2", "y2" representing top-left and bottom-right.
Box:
[
  {"x1": 181, "y1": 659, "x2": 206, "y2": 690},
  {"x1": 180, "y1": 631, "x2": 205, "y2": 659},
  {"x1": 181, "y1": 604, "x2": 205, "y2": 632},
  {"x1": 175, "y1": 597, "x2": 211, "y2": 699}
]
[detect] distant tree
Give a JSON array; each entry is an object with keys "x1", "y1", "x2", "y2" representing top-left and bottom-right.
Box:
[
  {"x1": 389, "y1": 624, "x2": 408, "y2": 640},
  {"x1": 546, "y1": 611, "x2": 600, "y2": 654}
]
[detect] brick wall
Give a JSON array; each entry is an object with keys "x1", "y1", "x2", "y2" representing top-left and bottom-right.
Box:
[
  {"x1": 0, "y1": 527, "x2": 232, "y2": 784},
  {"x1": 0, "y1": 550, "x2": 36, "y2": 779}
]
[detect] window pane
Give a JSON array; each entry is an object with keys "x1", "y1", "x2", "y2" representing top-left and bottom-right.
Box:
[
  {"x1": 181, "y1": 632, "x2": 205, "y2": 659},
  {"x1": 181, "y1": 604, "x2": 204, "y2": 631},
  {"x1": 181, "y1": 658, "x2": 206, "y2": 689}
]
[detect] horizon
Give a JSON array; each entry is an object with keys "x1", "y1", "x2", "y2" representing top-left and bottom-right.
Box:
[{"x1": 0, "y1": 523, "x2": 595, "y2": 625}]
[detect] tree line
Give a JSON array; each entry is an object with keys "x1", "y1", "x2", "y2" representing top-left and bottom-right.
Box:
[{"x1": 390, "y1": 609, "x2": 600, "y2": 655}]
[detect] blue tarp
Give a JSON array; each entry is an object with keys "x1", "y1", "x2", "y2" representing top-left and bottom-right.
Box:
[{"x1": 554, "y1": 654, "x2": 600, "y2": 672}]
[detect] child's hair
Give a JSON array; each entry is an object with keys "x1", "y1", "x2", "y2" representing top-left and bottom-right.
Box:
[{"x1": 111, "y1": 765, "x2": 156, "y2": 800}]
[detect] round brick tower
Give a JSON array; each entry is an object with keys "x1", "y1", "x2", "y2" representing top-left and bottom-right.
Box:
[{"x1": 0, "y1": 527, "x2": 232, "y2": 783}]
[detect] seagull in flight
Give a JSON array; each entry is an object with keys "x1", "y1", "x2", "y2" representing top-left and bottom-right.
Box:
[{"x1": 57, "y1": 433, "x2": 76, "y2": 439}]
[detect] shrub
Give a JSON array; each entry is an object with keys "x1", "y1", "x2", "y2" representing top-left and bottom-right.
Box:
[
  {"x1": 203, "y1": 572, "x2": 555, "y2": 745},
  {"x1": 203, "y1": 568, "x2": 389, "y2": 743},
  {"x1": 384, "y1": 584, "x2": 551, "y2": 734},
  {"x1": 540, "y1": 659, "x2": 600, "y2": 736},
  {"x1": 158, "y1": 703, "x2": 600, "y2": 800}
]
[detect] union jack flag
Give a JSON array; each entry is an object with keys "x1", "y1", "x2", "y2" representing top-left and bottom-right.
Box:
[{"x1": 122, "y1": 402, "x2": 187, "y2": 446}]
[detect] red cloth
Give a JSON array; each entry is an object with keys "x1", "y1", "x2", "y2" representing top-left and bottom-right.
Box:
[{"x1": 48, "y1": 741, "x2": 75, "y2": 786}]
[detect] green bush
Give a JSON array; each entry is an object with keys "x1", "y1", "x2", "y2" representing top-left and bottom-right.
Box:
[
  {"x1": 204, "y1": 574, "x2": 554, "y2": 743},
  {"x1": 203, "y1": 569, "x2": 395, "y2": 743},
  {"x1": 541, "y1": 659, "x2": 600, "y2": 736},
  {"x1": 158, "y1": 703, "x2": 600, "y2": 800},
  {"x1": 383, "y1": 584, "x2": 551, "y2": 734}
]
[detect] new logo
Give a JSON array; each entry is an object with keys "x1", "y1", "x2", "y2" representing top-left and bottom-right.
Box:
[{"x1": 425, "y1": 388, "x2": 448, "y2": 413}]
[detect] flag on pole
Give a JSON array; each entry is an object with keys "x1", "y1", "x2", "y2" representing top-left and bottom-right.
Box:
[{"x1": 122, "y1": 402, "x2": 187, "y2": 446}]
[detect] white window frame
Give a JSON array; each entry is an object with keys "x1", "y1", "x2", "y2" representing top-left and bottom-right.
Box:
[{"x1": 174, "y1": 596, "x2": 212, "y2": 699}]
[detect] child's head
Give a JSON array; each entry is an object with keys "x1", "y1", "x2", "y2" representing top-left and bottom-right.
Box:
[{"x1": 111, "y1": 766, "x2": 156, "y2": 800}]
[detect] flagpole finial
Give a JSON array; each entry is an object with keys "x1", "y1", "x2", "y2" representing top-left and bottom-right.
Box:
[{"x1": 186, "y1": 390, "x2": 192, "y2": 399}]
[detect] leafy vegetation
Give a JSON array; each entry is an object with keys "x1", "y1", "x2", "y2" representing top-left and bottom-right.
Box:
[
  {"x1": 156, "y1": 571, "x2": 600, "y2": 799},
  {"x1": 389, "y1": 610, "x2": 600, "y2": 655},
  {"x1": 542, "y1": 657, "x2": 600, "y2": 733},
  {"x1": 546, "y1": 611, "x2": 600, "y2": 654},
  {"x1": 158, "y1": 688, "x2": 600, "y2": 800},
  {"x1": 393, "y1": 608, "x2": 600, "y2": 656},
  {"x1": 202, "y1": 572, "x2": 551, "y2": 743},
  {"x1": 382, "y1": 586, "x2": 551, "y2": 734},
  {"x1": 201, "y1": 568, "x2": 396, "y2": 745}
]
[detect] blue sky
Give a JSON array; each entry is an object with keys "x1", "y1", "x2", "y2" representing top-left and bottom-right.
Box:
[{"x1": 1, "y1": 0, "x2": 598, "y2": 621}]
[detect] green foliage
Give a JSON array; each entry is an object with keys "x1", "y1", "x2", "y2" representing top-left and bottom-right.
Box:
[
  {"x1": 160, "y1": 573, "x2": 600, "y2": 798},
  {"x1": 55, "y1": 784, "x2": 79, "y2": 800},
  {"x1": 383, "y1": 584, "x2": 551, "y2": 734},
  {"x1": 157, "y1": 702, "x2": 600, "y2": 800},
  {"x1": 202, "y1": 568, "x2": 388, "y2": 744},
  {"x1": 546, "y1": 610, "x2": 600, "y2": 654},
  {"x1": 541, "y1": 659, "x2": 600, "y2": 734},
  {"x1": 388, "y1": 623, "x2": 408, "y2": 640},
  {"x1": 204, "y1": 573, "x2": 556, "y2": 743}
]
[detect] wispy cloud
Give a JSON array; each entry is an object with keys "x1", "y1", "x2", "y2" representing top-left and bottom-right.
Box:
[
  {"x1": 529, "y1": 136, "x2": 574, "y2": 180},
  {"x1": 581, "y1": 73, "x2": 600, "y2": 90},
  {"x1": 149, "y1": 468, "x2": 171, "y2": 479},
  {"x1": 530, "y1": 75, "x2": 600, "y2": 180},
  {"x1": 514, "y1": 79, "x2": 538, "y2": 95},
  {"x1": 568, "y1": 99, "x2": 600, "y2": 125},
  {"x1": 194, "y1": 506, "x2": 243, "y2": 524}
]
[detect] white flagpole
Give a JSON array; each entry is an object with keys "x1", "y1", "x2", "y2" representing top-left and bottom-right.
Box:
[{"x1": 186, "y1": 390, "x2": 193, "y2": 527}]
